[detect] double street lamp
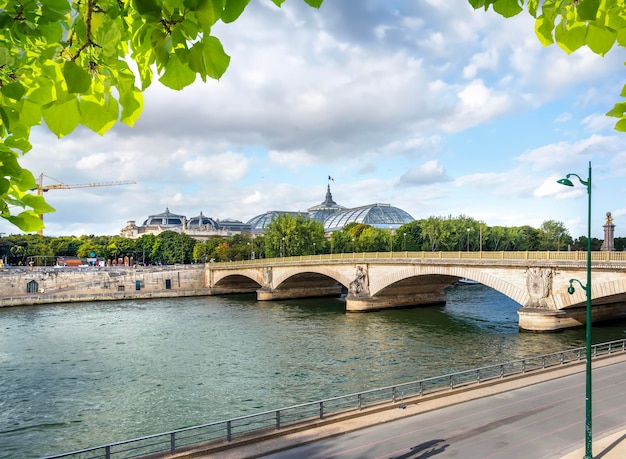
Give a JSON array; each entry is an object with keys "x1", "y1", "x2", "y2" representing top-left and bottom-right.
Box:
[{"x1": 557, "y1": 161, "x2": 593, "y2": 459}]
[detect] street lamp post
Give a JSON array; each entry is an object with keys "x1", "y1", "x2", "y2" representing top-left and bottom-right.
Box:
[
  {"x1": 313, "y1": 242, "x2": 316, "y2": 255},
  {"x1": 403, "y1": 232, "x2": 407, "y2": 251},
  {"x1": 466, "y1": 228, "x2": 470, "y2": 252},
  {"x1": 557, "y1": 161, "x2": 592, "y2": 459}
]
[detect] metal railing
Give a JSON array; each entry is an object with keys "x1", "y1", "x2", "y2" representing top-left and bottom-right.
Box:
[
  {"x1": 43, "y1": 339, "x2": 626, "y2": 459},
  {"x1": 212, "y1": 250, "x2": 626, "y2": 267}
]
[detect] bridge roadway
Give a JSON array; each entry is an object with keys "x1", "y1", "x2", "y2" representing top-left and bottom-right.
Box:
[
  {"x1": 208, "y1": 251, "x2": 626, "y2": 331},
  {"x1": 174, "y1": 354, "x2": 626, "y2": 459}
]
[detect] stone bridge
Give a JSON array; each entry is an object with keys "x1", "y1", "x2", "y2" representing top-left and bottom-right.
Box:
[{"x1": 207, "y1": 251, "x2": 626, "y2": 331}]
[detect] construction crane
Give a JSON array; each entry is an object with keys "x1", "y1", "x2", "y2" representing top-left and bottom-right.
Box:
[{"x1": 33, "y1": 173, "x2": 136, "y2": 235}]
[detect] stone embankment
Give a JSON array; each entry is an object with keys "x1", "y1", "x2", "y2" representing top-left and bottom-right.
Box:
[{"x1": 0, "y1": 265, "x2": 210, "y2": 307}]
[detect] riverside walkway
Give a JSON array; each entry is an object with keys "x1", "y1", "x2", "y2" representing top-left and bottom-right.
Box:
[
  {"x1": 45, "y1": 341, "x2": 626, "y2": 459},
  {"x1": 180, "y1": 354, "x2": 626, "y2": 459}
]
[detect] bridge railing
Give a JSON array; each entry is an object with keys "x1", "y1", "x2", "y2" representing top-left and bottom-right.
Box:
[
  {"x1": 43, "y1": 339, "x2": 626, "y2": 459},
  {"x1": 214, "y1": 250, "x2": 626, "y2": 266}
]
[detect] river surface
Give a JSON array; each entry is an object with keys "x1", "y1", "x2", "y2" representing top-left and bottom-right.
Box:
[{"x1": 1, "y1": 285, "x2": 626, "y2": 458}]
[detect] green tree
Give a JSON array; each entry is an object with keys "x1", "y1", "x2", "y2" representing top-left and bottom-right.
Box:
[
  {"x1": 539, "y1": 220, "x2": 570, "y2": 250},
  {"x1": 471, "y1": 0, "x2": 626, "y2": 131},
  {"x1": 264, "y1": 214, "x2": 325, "y2": 257},
  {"x1": 0, "y1": 0, "x2": 322, "y2": 232}
]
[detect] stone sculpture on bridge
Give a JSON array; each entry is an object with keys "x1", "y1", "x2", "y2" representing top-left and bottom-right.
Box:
[
  {"x1": 263, "y1": 267, "x2": 272, "y2": 288},
  {"x1": 349, "y1": 265, "x2": 369, "y2": 296},
  {"x1": 525, "y1": 266, "x2": 553, "y2": 308}
]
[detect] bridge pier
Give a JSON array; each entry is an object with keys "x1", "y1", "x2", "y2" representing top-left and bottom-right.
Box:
[
  {"x1": 257, "y1": 285, "x2": 343, "y2": 301},
  {"x1": 346, "y1": 292, "x2": 446, "y2": 312},
  {"x1": 518, "y1": 302, "x2": 626, "y2": 331}
]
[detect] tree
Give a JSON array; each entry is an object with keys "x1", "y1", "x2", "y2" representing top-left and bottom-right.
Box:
[
  {"x1": 0, "y1": 0, "x2": 322, "y2": 233},
  {"x1": 471, "y1": 0, "x2": 626, "y2": 131},
  {"x1": 264, "y1": 213, "x2": 325, "y2": 257},
  {"x1": 539, "y1": 220, "x2": 570, "y2": 250}
]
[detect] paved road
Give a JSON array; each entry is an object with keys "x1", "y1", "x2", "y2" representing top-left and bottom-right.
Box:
[{"x1": 253, "y1": 361, "x2": 626, "y2": 459}]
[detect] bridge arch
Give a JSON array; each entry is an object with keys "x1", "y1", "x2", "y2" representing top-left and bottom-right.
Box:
[
  {"x1": 271, "y1": 266, "x2": 351, "y2": 290},
  {"x1": 370, "y1": 265, "x2": 528, "y2": 306}
]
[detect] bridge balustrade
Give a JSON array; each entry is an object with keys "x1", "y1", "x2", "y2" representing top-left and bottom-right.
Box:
[{"x1": 213, "y1": 250, "x2": 626, "y2": 266}]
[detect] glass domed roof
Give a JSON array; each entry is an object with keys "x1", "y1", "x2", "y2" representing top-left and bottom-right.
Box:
[
  {"x1": 186, "y1": 212, "x2": 220, "y2": 230},
  {"x1": 308, "y1": 185, "x2": 345, "y2": 223},
  {"x1": 142, "y1": 207, "x2": 185, "y2": 227},
  {"x1": 323, "y1": 204, "x2": 414, "y2": 232}
]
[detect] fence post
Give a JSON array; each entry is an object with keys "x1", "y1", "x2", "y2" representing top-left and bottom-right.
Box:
[
  {"x1": 170, "y1": 432, "x2": 176, "y2": 455},
  {"x1": 227, "y1": 420, "x2": 232, "y2": 442},
  {"x1": 319, "y1": 402, "x2": 324, "y2": 419},
  {"x1": 276, "y1": 410, "x2": 281, "y2": 430},
  {"x1": 106, "y1": 446, "x2": 111, "y2": 459},
  {"x1": 358, "y1": 393, "x2": 363, "y2": 410}
]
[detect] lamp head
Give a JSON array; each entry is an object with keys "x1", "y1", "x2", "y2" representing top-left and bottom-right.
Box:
[
  {"x1": 567, "y1": 285, "x2": 575, "y2": 295},
  {"x1": 557, "y1": 178, "x2": 574, "y2": 187}
]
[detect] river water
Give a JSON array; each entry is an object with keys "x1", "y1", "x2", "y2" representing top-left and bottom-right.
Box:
[{"x1": 1, "y1": 285, "x2": 625, "y2": 458}]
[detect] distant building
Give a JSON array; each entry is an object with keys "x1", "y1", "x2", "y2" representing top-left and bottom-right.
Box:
[
  {"x1": 120, "y1": 186, "x2": 414, "y2": 240},
  {"x1": 120, "y1": 208, "x2": 250, "y2": 240}
]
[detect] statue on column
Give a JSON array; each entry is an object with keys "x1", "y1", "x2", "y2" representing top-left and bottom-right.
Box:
[{"x1": 601, "y1": 211, "x2": 615, "y2": 251}]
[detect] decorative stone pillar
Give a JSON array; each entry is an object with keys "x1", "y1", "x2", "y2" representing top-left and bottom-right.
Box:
[{"x1": 601, "y1": 212, "x2": 615, "y2": 251}]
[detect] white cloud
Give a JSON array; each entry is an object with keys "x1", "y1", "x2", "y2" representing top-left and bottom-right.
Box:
[{"x1": 398, "y1": 160, "x2": 451, "y2": 187}]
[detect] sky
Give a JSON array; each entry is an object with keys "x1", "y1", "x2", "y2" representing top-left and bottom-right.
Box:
[{"x1": 2, "y1": 1, "x2": 626, "y2": 239}]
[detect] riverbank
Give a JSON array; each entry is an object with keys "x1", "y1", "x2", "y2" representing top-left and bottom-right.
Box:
[{"x1": 0, "y1": 265, "x2": 208, "y2": 307}]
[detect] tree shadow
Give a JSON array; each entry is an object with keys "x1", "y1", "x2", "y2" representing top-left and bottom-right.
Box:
[{"x1": 392, "y1": 439, "x2": 449, "y2": 459}]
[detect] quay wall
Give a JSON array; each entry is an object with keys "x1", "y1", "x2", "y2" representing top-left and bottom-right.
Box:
[{"x1": 0, "y1": 265, "x2": 210, "y2": 307}]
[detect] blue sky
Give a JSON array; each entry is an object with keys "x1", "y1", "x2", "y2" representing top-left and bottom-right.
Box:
[{"x1": 3, "y1": 1, "x2": 625, "y2": 239}]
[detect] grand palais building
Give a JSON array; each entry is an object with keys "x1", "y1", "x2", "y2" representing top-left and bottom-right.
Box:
[{"x1": 120, "y1": 186, "x2": 414, "y2": 240}]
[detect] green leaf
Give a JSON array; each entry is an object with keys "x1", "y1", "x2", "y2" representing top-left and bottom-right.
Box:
[
  {"x1": 535, "y1": 16, "x2": 555, "y2": 46},
  {"x1": 586, "y1": 23, "x2": 616, "y2": 55},
  {"x1": 62, "y1": 61, "x2": 92, "y2": 94},
  {"x1": 80, "y1": 97, "x2": 120, "y2": 135},
  {"x1": 7, "y1": 211, "x2": 45, "y2": 232},
  {"x1": 119, "y1": 88, "x2": 144, "y2": 126},
  {"x1": 0, "y1": 178, "x2": 9, "y2": 195},
  {"x1": 0, "y1": 106, "x2": 10, "y2": 131},
  {"x1": 189, "y1": 36, "x2": 231, "y2": 80},
  {"x1": 555, "y1": 22, "x2": 587, "y2": 53},
  {"x1": 615, "y1": 117, "x2": 626, "y2": 132},
  {"x1": 195, "y1": 0, "x2": 222, "y2": 32},
  {"x1": 492, "y1": 0, "x2": 523, "y2": 18},
  {"x1": 0, "y1": 82, "x2": 26, "y2": 101},
  {"x1": 606, "y1": 101, "x2": 626, "y2": 117},
  {"x1": 19, "y1": 100, "x2": 42, "y2": 127},
  {"x1": 0, "y1": 47, "x2": 12, "y2": 67},
  {"x1": 303, "y1": 0, "x2": 323, "y2": 7},
  {"x1": 21, "y1": 194, "x2": 56, "y2": 213},
  {"x1": 42, "y1": 99, "x2": 81, "y2": 137},
  {"x1": 133, "y1": 0, "x2": 162, "y2": 17},
  {"x1": 222, "y1": 0, "x2": 250, "y2": 23},
  {"x1": 577, "y1": 0, "x2": 600, "y2": 21},
  {"x1": 202, "y1": 36, "x2": 231, "y2": 79},
  {"x1": 159, "y1": 53, "x2": 197, "y2": 90},
  {"x1": 28, "y1": 77, "x2": 56, "y2": 106}
]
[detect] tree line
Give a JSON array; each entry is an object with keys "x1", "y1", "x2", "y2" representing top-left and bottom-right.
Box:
[{"x1": 1, "y1": 214, "x2": 621, "y2": 266}]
